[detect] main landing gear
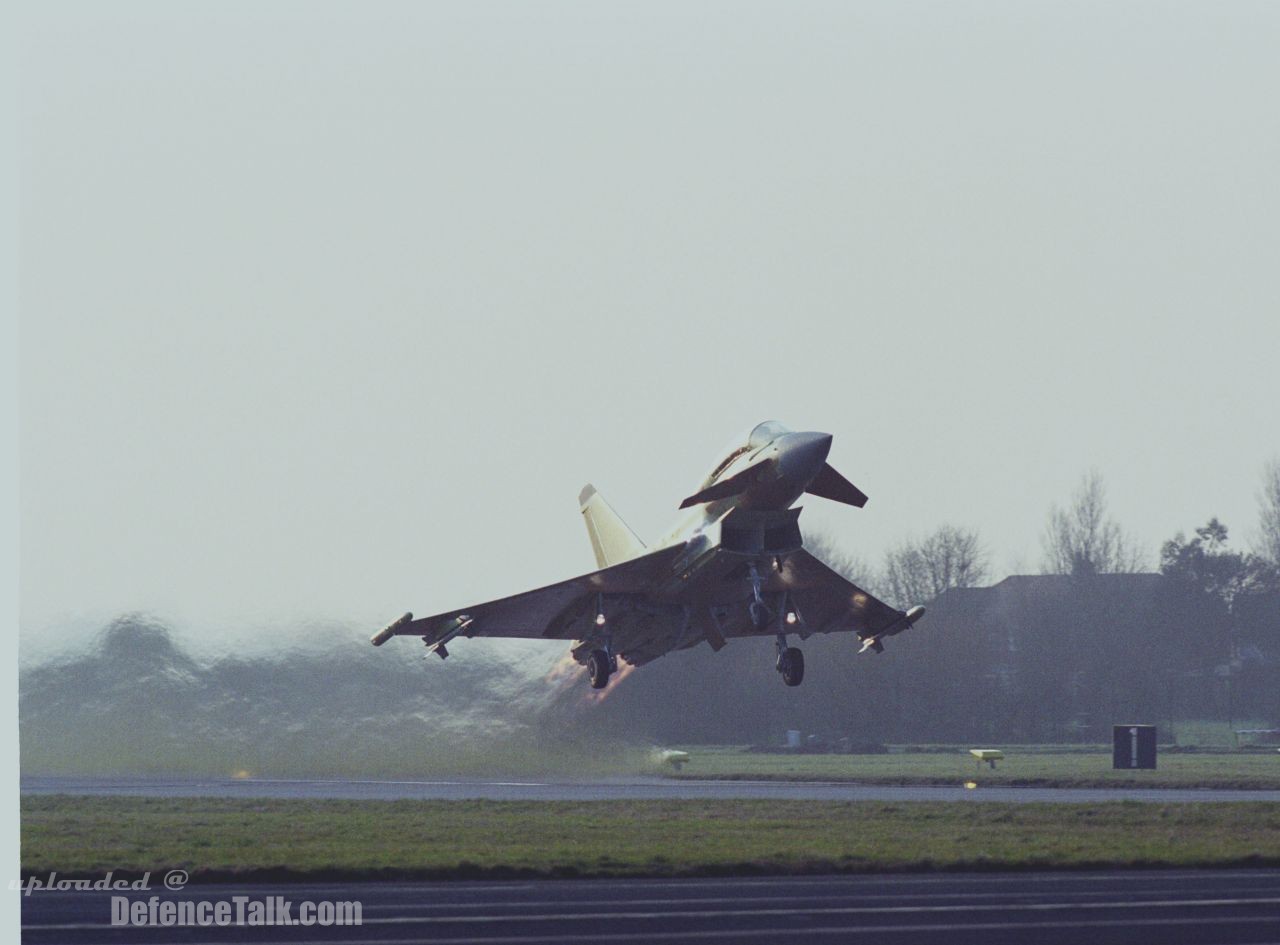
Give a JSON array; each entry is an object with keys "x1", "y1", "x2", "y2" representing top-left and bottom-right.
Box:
[
  {"x1": 586, "y1": 593, "x2": 619, "y2": 689},
  {"x1": 776, "y1": 634, "x2": 804, "y2": 687},
  {"x1": 587, "y1": 649, "x2": 615, "y2": 689}
]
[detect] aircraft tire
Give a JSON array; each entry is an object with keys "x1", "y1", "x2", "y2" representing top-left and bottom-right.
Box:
[
  {"x1": 587, "y1": 649, "x2": 612, "y2": 689},
  {"x1": 780, "y1": 647, "x2": 804, "y2": 686}
]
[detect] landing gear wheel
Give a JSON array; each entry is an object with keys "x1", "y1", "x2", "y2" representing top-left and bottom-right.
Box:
[
  {"x1": 587, "y1": 649, "x2": 612, "y2": 689},
  {"x1": 779, "y1": 647, "x2": 805, "y2": 687}
]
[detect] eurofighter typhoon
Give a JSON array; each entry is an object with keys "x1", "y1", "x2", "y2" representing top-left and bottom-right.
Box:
[{"x1": 372, "y1": 422, "x2": 926, "y2": 688}]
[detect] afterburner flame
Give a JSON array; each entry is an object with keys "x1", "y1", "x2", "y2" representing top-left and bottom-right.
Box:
[
  {"x1": 543, "y1": 649, "x2": 637, "y2": 705},
  {"x1": 583, "y1": 659, "x2": 636, "y2": 704},
  {"x1": 544, "y1": 650, "x2": 582, "y2": 688}
]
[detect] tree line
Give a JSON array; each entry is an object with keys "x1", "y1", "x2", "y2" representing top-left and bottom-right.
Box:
[{"x1": 826, "y1": 459, "x2": 1280, "y2": 610}]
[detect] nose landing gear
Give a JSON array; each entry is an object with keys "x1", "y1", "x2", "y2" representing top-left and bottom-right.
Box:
[
  {"x1": 747, "y1": 565, "x2": 806, "y2": 687},
  {"x1": 746, "y1": 561, "x2": 773, "y2": 630}
]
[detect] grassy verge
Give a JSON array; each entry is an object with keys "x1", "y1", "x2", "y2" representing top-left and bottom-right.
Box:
[
  {"x1": 21, "y1": 796, "x2": 1280, "y2": 882},
  {"x1": 665, "y1": 748, "x2": 1280, "y2": 789}
]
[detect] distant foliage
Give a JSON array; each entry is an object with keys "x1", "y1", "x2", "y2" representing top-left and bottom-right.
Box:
[
  {"x1": 19, "y1": 614, "x2": 592, "y2": 778},
  {"x1": 882, "y1": 524, "x2": 988, "y2": 608},
  {"x1": 1160, "y1": 518, "x2": 1280, "y2": 608},
  {"x1": 1041, "y1": 471, "x2": 1146, "y2": 575},
  {"x1": 1257, "y1": 459, "x2": 1280, "y2": 567}
]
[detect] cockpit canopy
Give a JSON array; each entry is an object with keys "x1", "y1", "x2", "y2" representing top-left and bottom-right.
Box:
[
  {"x1": 699, "y1": 421, "x2": 793, "y2": 490},
  {"x1": 747, "y1": 420, "x2": 791, "y2": 449}
]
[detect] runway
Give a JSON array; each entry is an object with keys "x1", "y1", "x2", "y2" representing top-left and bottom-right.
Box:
[
  {"x1": 21, "y1": 870, "x2": 1280, "y2": 944},
  {"x1": 22, "y1": 774, "x2": 1280, "y2": 803}
]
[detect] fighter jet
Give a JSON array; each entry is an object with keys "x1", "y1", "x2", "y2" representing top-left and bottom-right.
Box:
[{"x1": 371, "y1": 421, "x2": 926, "y2": 688}]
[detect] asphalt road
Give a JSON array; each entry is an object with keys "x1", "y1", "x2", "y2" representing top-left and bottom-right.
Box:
[
  {"x1": 21, "y1": 870, "x2": 1280, "y2": 944},
  {"x1": 21, "y1": 774, "x2": 1280, "y2": 803}
]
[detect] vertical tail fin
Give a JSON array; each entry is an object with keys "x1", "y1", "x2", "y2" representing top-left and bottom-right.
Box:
[{"x1": 579, "y1": 485, "x2": 646, "y2": 568}]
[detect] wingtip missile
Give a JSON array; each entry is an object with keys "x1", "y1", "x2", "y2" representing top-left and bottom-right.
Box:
[{"x1": 857, "y1": 604, "x2": 926, "y2": 655}]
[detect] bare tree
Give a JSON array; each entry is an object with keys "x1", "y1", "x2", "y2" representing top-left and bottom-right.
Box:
[
  {"x1": 882, "y1": 524, "x2": 988, "y2": 608},
  {"x1": 1041, "y1": 470, "x2": 1146, "y2": 575},
  {"x1": 1255, "y1": 458, "x2": 1280, "y2": 567}
]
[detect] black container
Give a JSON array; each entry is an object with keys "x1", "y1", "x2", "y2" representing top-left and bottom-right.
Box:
[{"x1": 1113, "y1": 724, "x2": 1157, "y2": 769}]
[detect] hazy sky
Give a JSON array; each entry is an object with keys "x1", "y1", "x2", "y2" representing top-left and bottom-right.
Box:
[{"x1": 19, "y1": 1, "x2": 1280, "y2": 653}]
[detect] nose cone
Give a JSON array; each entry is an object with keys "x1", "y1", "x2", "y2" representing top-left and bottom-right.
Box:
[{"x1": 777, "y1": 431, "x2": 833, "y2": 486}]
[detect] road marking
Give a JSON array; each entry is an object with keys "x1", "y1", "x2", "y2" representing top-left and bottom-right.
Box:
[
  {"x1": 34, "y1": 915, "x2": 1280, "y2": 945},
  {"x1": 27, "y1": 870, "x2": 1279, "y2": 900},
  {"x1": 30, "y1": 894, "x2": 1280, "y2": 930},
  {"x1": 367, "y1": 895, "x2": 1280, "y2": 923},
  {"x1": 349, "y1": 887, "x2": 1266, "y2": 912},
  {"x1": 249, "y1": 868, "x2": 1280, "y2": 894},
  {"x1": 228, "y1": 778, "x2": 550, "y2": 787}
]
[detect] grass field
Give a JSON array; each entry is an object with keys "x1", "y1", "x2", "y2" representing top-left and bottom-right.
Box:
[
  {"x1": 664, "y1": 747, "x2": 1280, "y2": 789},
  {"x1": 21, "y1": 796, "x2": 1280, "y2": 882}
]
